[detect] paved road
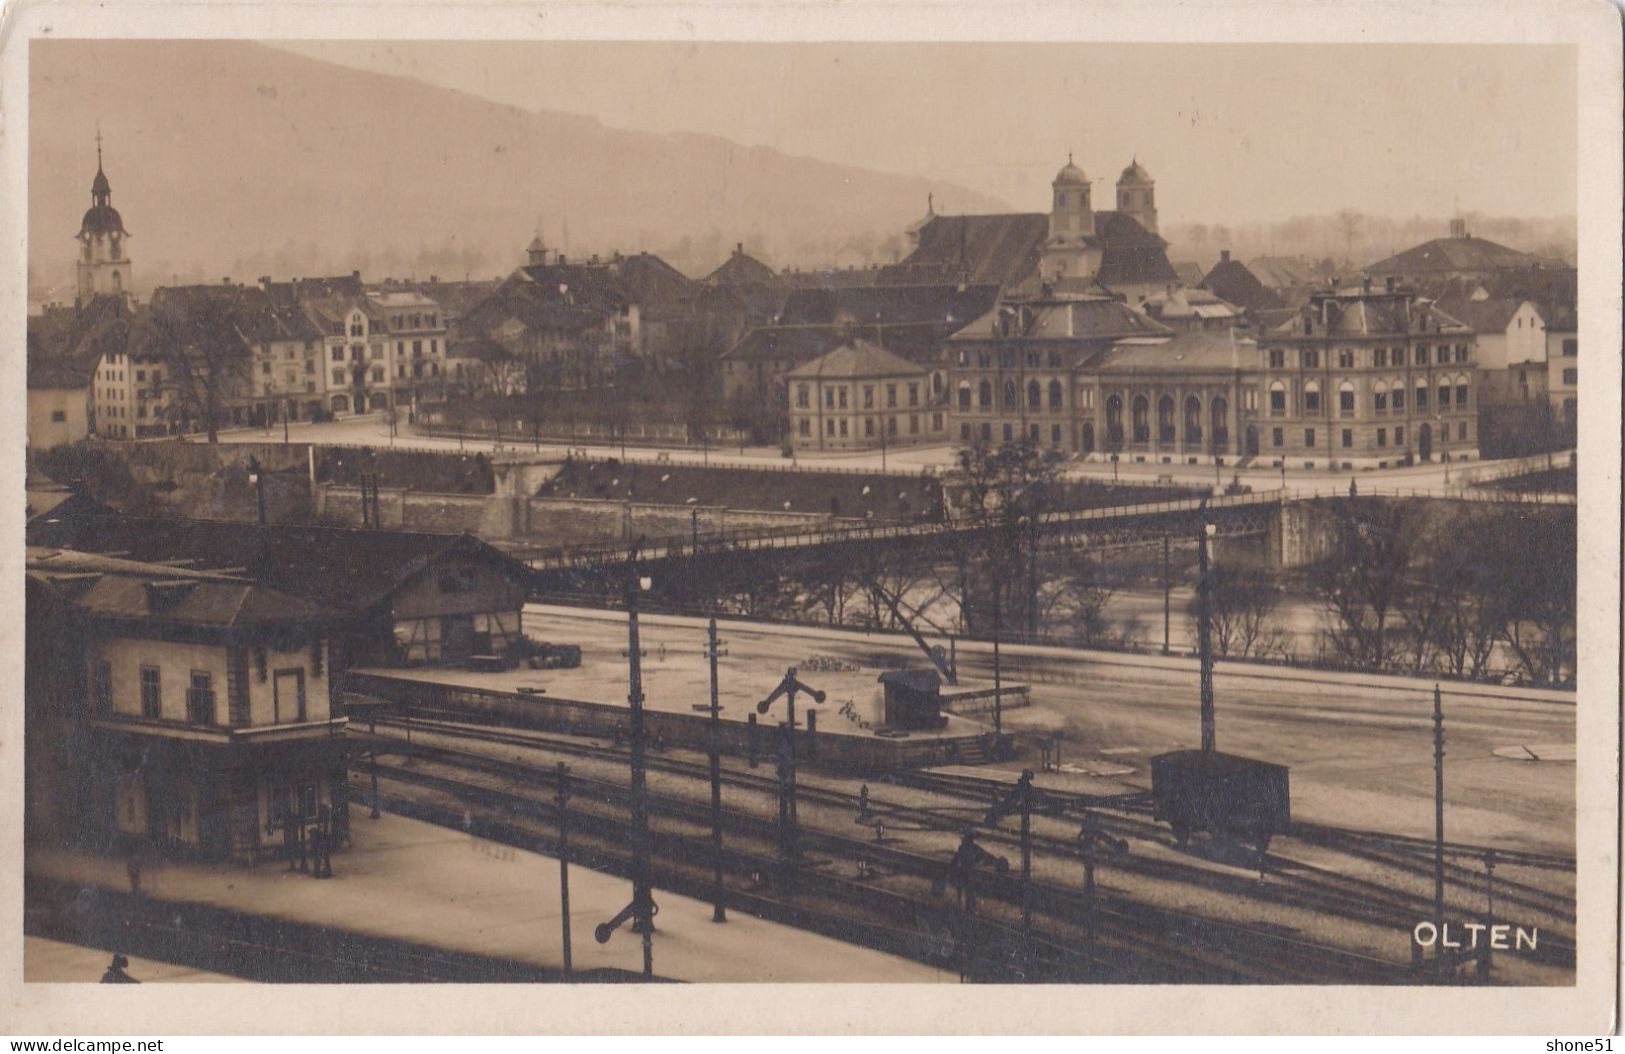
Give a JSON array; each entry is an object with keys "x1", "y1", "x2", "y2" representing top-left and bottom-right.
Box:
[
  {"x1": 524, "y1": 604, "x2": 1576, "y2": 859},
  {"x1": 200, "y1": 414, "x2": 1572, "y2": 498}
]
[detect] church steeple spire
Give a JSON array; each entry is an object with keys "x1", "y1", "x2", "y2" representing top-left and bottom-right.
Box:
[{"x1": 77, "y1": 127, "x2": 132, "y2": 304}]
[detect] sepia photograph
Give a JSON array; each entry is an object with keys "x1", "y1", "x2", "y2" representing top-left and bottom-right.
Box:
[{"x1": 3, "y1": 0, "x2": 1619, "y2": 1038}]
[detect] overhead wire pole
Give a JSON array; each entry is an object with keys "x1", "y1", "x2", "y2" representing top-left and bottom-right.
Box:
[
  {"x1": 594, "y1": 542, "x2": 655, "y2": 978},
  {"x1": 1433, "y1": 683, "x2": 1446, "y2": 970},
  {"x1": 706, "y1": 616, "x2": 727, "y2": 923},
  {"x1": 556, "y1": 761, "x2": 573, "y2": 979},
  {"x1": 1196, "y1": 501, "x2": 1216, "y2": 752}
]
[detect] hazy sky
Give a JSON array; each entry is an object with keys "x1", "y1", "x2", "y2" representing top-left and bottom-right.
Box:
[{"x1": 273, "y1": 41, "x2": 1576, "y2": 224}]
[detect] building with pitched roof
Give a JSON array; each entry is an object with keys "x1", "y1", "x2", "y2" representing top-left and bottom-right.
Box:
[
  {"x1": 27, "y1": 516, "x2": 536, "y2": 670},
  {"x1": 882, "y1": 156, "x2": 1181, "y2": 306},
  {"x1": 26, "y1": 546, "x2": 348, "y2": 862},
  {"x1": 1362, "y1": 220, "x2": 1567, "y2": 286},
  {"x1": 944, "y1": 293, "x2": 1171, "y2": 452},
  {"x1": 787, "y1": 340, "x2": 948, "y2": 453},
  {"x1": 1253, "y1": 282, "x2": 1478, "y2": 467},
  {"x1": 720, "y1": 283, "x2": 997, "y2": 406},
  {"x1": 1139, "y1": 286, "x2": 1246, "y2": 332},
  {"x1": 1434, "y1": 295, "x2": 1548, "y2": 408},
  {"x1": 1199, "y1": 250, "x2": 1287, "y2": 313}
]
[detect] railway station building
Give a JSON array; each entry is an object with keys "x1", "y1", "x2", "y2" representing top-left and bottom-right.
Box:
[
  {"x1": 26, "y1": 516, "x2": 536, "y2": 669},
  {"x1": 26, "y1": 547, "x2": 348, "y2": 862}
]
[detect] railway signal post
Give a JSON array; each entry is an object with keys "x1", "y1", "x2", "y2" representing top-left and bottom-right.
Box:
[
  {"x1": 757, "y1": 666, "x2": 826, "y2": 891},
  {"x1": 706, "y1": 617, "x2": 727, "y2": 923},
  {"x1": 1078, "y1": 811, "x2": 1129, "y2": 965},
  {"x1": 984, "y1": 770, "x2": 1038, "y2": 936}
]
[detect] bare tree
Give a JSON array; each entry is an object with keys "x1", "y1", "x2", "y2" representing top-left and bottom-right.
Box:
[
  {"x1": 1307, "y1": 497, "x2": 1423, "y2": 669},
  {"x1": 1190, "y1": 559, "x2": 1285, "y2": 660},
  {"x1": 142, "y1": 295, "x2": 252, "y2": 443}
]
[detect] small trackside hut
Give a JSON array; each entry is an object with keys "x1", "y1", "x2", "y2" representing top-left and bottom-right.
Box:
[{"x1": 878, "y1": 668, "x2": 949, "y2": 731}]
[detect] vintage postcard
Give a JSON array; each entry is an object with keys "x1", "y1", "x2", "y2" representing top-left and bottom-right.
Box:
[{"x1": 1, "y1": 0, "x2": 1618, "y2": 1037}]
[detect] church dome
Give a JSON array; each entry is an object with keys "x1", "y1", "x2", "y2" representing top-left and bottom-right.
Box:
[
  {"x1": 80, "y1": 203, "x2": 127, "y2": 237},
  {"x1": 1053, "y1": 155, "x2": 1088, "y2": 185},
  {"x1": 1118, "y1": 158, "x2": 1153, "y2": 184}
]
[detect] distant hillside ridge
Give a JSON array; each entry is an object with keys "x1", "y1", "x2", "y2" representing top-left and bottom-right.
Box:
[{"x1": 29, "y1": 40, "x2": 1010, "y2": 305}]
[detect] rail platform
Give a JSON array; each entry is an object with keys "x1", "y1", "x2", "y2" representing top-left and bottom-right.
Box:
[{"x1": 345, "y1": 645, "x2": 1022, "y2": 774}]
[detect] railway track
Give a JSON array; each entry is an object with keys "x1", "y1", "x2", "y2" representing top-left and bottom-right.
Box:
[
  {"x1": 358, "y1": 717, "x2": 1438, "y2": 983},
  {"x1": 367, "y1": 712, "x2": 1576, "y2": 965}
]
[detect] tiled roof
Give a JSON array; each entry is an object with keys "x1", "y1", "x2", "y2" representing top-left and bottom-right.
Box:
[
  {"x1": 704, "y1": 250, "x2": 782, "y2": 288},
  {"x1": 1363, "y1": 236, "x2": 1559, "y2": 276},
  {"x1": 1141, "y1": 286, "x2": 1243, "y2": 321},
  {"x1": 779, "y1": 283, "x2": 1000, "y2": 330},
  {"x1": 881, "y1": 213, "x2": 1049, "y2": 289},
  {"x1": 786, "y1": 339, "x2": 927, "y2": 380},
  {"x1": 781, "y1": 267, "x2": 886, "y2": 290},
  {"x1": 1090, "y1": 330, "x2": 1255, "y2": 374},
  {"x1": 1200, "y1": 257, "x2": 1286, "y2": 312},
  {"x1": 1432, "y1": 296, "x2": 1533, "y2": 335},
  {"x1": 28, "y1": 296, "x2": 140, "y2": 388},
  {"x1": 26, "y1": 547, "x2": 339, "y2": 629},
  {"x1": 24, "y1": 518, "x2": 532, "y2": 615},
  {"x1": 610, "y1": 253, "x2": 699, "y2": 315},
  {"x1": 1245, "y1": 256, "x2": 1324, "y2": 290},
  {"x1": 1170, "y1": 261, "x2": 1206, "y2": 287},
  {"x1": 948, "y1": 296, "x2": 1173, "y2": 344},
  {"x1": 1267, "y1": 294, "x2": 1473, "y2": 339}
]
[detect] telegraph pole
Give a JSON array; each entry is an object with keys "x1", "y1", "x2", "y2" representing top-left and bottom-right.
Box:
[
  {"x1": 1433, "y1": 683, "x2": 1446, "y2": 950},
  {"x1": 595, "y1": 556, "x2": 655, "y2": 977},
  {"x1": 557, "y1": 762, "x2": 573, "y2": 978},
  {"x1": 706, "y1": 617, "x2": 727, "y2": 922},
  {"x1": 1196, "y1": 507, "x2": 1216, "y2": 752},
  {"x1": 991, "y1": 591, "x2": 1003, "y2": 738},
  {"x1": 1161, "y1": 533, "x2": 1171, "y2": 656},
  {"x1": 627, "y1": 575, "x2": 653, "y2": 976}
]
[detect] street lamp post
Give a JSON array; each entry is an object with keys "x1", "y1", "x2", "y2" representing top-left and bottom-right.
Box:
[
  {"x1": 1196, "y1": 505, "x2": 1215, "y2": 752},
  {"x1": 594, "y1": 561, "x2": 656, "y2": 978}
]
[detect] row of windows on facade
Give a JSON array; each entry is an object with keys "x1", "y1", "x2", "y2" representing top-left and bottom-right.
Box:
[
  {"x1": 1260, "y1": 422, "x2": 1469, "y2": 450},
  {"x1": 1268, "y1": 344, "x2": 1470, "y2": 370},
  {"x1": 1264, "y1": 377, "x2": 1471, "y2": 416},
  {"x1": 350, "y1": 314, "x2": 440, "y2": 336},
  {"x1": 795, "y1": 380, "x2": 932, "y2": 411},
  {"x1": 798, "y1": 412, "x2": 944, "y2": 438},
  {"x1": 956, "y1": 378, "x2": 1069, "y2": 413},
  {"x1": 329, "y1": 339, "x2": 441, "y2": 362},
  {"x1": 956, "y1": 348, "x2": 1069, "y2": 369},
  {"x1": 93, "y1": 661, "x2": 310, "y2": 726}
]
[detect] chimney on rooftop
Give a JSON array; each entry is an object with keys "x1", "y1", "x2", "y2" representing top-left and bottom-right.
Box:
[
  {"x1": 222, "y1": 276, "x2": 231, "y2": 285},
  {"x1": 1449, "y1": 217, "x2": 1467, "y2": 239},
  {"x1": 259, "y1": 275, "x2": 271, "y2": 289},
  {"x1": 735, "y1": 242, "x2": 744, "y2": 256},
  {"x1": 1220, "y1": 249, "x2": 1231, "y2": 263},
  {"x1": 353, "y1": 270, "x2": 361, "y2": 280}
]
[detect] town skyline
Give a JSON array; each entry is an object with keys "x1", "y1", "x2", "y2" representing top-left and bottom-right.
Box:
[{"x1": 29, "y1": 40, "x2": 1576, "y2": 306}]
